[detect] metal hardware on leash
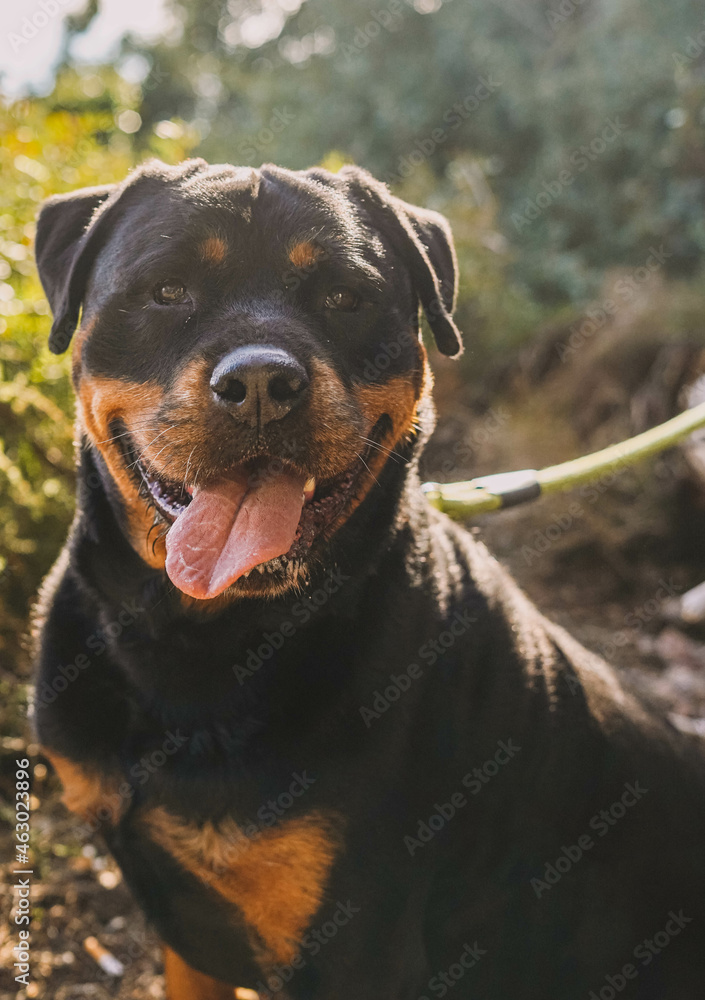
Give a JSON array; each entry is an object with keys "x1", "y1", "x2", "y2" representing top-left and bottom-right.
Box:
[{"x1": 422, "y1": 399, "x2": 705, "y2": 519}]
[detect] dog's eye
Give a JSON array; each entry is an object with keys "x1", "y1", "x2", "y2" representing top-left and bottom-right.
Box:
[
  {"x1": 154, "y1": 281, "x2": 189, "y2": 305},
  {"x1": 324, "y1": 286, "x2": 360, "y2": 312}
]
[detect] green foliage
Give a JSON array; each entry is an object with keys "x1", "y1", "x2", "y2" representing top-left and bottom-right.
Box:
[
  {"x1": 124, "y1": 0, "x2": 705, "y2": 300},
  {"x1": 0, "y1": 69, "x2": 194, "y2": 668}
]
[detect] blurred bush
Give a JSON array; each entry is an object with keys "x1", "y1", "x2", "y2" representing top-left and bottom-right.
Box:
[
  {"x1": 124, "y1": 0, "x2": 705, "y2": 301},
  {"x1": 0, "y1": 69, "x2": 193, "y2": 680}
]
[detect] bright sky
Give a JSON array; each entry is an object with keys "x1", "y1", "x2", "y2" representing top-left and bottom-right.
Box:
[{"x1": 0, "y1": 0, "x2": 172, "y2": 97}]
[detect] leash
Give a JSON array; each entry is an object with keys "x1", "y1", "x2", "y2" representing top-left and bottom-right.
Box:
[{"x1": 422, "y1": 400, "x2": 705, "y2": 519}]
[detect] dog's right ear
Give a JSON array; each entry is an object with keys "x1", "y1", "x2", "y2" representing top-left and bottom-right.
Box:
[
  {"x1": 337, "y1": 165, "x2": 463, "y2": 358},
  {"x1": 35, "y1": 185, "x2": 116, "y2": 354},
  {"x1": 35, "y1": 158, "x2": 211, "y2": 354}
]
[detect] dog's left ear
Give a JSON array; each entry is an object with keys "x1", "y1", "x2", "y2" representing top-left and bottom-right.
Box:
[
  {"x1": 339, "y1": 166, "x2": 463, "y2": 358},
  {"x1": 36, "y1": 158, "x2": 211, "y2": 354},
  {"x1": 35, "y1": 185, "x2": 116, "y2": 353}
]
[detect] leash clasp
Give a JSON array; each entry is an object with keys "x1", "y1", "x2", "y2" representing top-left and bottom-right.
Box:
[{"x1": 470, "y1": 469, "x2": 541, "y2": 508}]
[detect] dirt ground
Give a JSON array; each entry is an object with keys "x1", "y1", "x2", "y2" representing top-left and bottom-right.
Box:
[
  {"x1": 1, "y1": 780, "x2": 164, "y2": 1000},
  {"x1": 4, "y1": 326, "x2": 705, "y2": 999}
]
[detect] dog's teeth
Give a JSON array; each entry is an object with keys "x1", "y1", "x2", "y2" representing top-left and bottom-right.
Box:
[
  {"x1": 242, "y1": 570, "x2": 251, "y2": 579},
  {"x1": 304, "y1": 476, "x2": 316, "y2": 501},
  {"x1": 255, "y1": 564, "x2": 265, "y2": 574}
]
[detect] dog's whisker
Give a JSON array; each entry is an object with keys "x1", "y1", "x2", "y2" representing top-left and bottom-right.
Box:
[
  {"x1": 142, "y1": 443, "x2": 178, "y2": 475},
  {"x1": 356, "y1": 452, "x2": 381, "y2": 490},
  {"x1": 192, "y1": 458, "x2": 206, "y2": 490},
  {"x1": 359, "y1": 435, "x2": 408, "y2": 464},
  {"x1": 359, "y1": 433, "x2": 405, "y2": 456},
  {"x1": 97, "y1": 421, "x2": 159, "y2": 446},
  {"x1": 184, "y1": 445, "x2": 197, "y2": 486},
  {"x1": 131, "y1": 427, "x2": 176, "y2": 470}
]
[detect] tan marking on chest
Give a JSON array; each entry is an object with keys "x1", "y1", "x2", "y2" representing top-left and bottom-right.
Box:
[
  {"x1": 162, "y1": 944, "x2": 236, "y2": 999},
  {"x1": 198, "y1": 235, "x2": 228, "y2": 264},
  {"x1": 43, "y1": 749, "x2": 126, "y2": 825},
  {"x1": 144, "y1": 806, "x2": 340, "y2": 965}
]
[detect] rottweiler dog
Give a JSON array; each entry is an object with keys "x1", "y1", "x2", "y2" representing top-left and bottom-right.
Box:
[{"x1": 33, "y1": 159, "x2": 705, "y2": 999}]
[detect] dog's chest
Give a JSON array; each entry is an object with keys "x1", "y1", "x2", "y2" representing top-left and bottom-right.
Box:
[{"x1": 137, "y1": 803, "x2": 340, "y2": 966}]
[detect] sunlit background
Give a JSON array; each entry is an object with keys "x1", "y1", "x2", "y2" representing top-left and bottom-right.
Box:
[{"x1": 4, "y1": 1, "x2": 705, "y2": 994}]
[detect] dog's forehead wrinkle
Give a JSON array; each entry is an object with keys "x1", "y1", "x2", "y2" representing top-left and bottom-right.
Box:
[
  {"x1": 258, "y1": 166, "x2": 367, "y2": 234},
  {"x1": 119, "y1": 168, "x2": 385, "y2": 280},
  {"x1": 179, "y1": 163, "x2": 261, "y2": 202}
]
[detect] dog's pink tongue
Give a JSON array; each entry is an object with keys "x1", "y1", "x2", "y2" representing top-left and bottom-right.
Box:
[{"x1": 164, "y1": 469, "x2": 306, "y2": 600}]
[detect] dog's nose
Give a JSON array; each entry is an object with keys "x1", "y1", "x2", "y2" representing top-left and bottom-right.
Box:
[{"x1": 210, "y1": 345, "x2": 309, "y2": 426}]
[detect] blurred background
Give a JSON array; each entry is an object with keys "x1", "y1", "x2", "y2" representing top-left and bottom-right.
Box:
[{"x1": 4, "y1": 0, "x2": 705, "y2": 995}]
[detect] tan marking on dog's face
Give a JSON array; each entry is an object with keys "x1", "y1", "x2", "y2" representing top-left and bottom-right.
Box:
[
  {"x1": 77, "y1": 375, "x2": 167, "y2": 569},
  {"x1": 144, "y1": 806, "x2": 340, "y2": 966},
  {"x1": 304, "y1": 357, "x2": 367, "y2": 480},
  {"x1": 326, "y1": 351, "x2": 431, "y2": 527},
  {"x1": 169, "y1": 356, "x2": 213, "y2": 413},
  {"x1": 143, "y1": 356, "x2": 227, "y2": 486},
  {"x1": 198, "y1": 235, "x2": 228, "y2": 265},
  {"x1": 43, "y1": 749, "x2": 126, "y2": 825},
  {"x1": 288, "y1": 240, "x2": 323, "y2": 269},
  {"x1": 354, "y1": 366, "x2": 429, "y2": 446},
  {"x1": 70, "y1": 315, "x2": 98, "y2": 387},
  {"x1": 162, "y1": 945, "x2": 237, "y2": 1000}
]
